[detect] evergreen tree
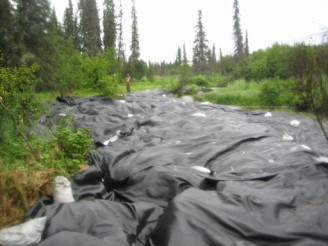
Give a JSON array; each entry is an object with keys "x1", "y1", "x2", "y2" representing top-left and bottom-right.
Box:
[
  {"x1": 63, "y1": 1, "x2": 74, "y2": 38},
  {"x1": 182, "y1": 43, "x2": 188, "y2": 64},
  {"x1": 175, "y1": 46, "x2": 182, "y2": 65},
  {"x1": 63, "y1": 0, "x2": 80, "y2": 50},
  {"x1": 103, "y1": 0, "x2": 116, "y2": 50},
  {"x1": 244, "y1": 30, "x2": 250, "y2": 56},
  {"x1": 16, "y1": 0, "x2": 57, "y2": 85},
  {"x1": 233, "y1": 0, "x2": 244, "y2": 59},
  {"x1": 0, "y1": 0, "x2": 16, "y2": 66},
  {"x1": 79, "y1": 0, "x2": 102, "y2": 56},
  {"x1": 129, "y1": 0, "x2": 140, "y2": 63},
  {"x1": 192, "y1": 10, "x2": 210, "y2": 74},
  {"x1": 16, "y1": 0, "x2": 53, "y2": 58},
  {"x1": 209, "y1": 43, "x2": 217, "y2": 72},
  {"x1": 50, "y1": 8, "x2": 61, "y2": 34},
  {"x1": 117, "y1": 0, "x2": 125, "y2": 62}
]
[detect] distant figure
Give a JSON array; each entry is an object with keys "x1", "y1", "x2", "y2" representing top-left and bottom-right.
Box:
[{"x1": 125, "y1": 73, "x2": 132, "y2": 93}]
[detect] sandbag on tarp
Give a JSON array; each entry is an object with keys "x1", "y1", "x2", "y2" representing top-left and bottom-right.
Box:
[{"x1": 23, "y1": 89, "x2": 328, "y2": 245}]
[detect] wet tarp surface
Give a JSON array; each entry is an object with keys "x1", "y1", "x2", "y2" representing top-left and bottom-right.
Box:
[{"x1": 28, "y1": 89, "x2": 328, "y2": 245}]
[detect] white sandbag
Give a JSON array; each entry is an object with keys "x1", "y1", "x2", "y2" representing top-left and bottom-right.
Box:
[
  {"x1": 264, "y1": 112, "x2": 272, "y2": 117},
  {"x1": 103, "y1": 130, "x2": 121, "y2": 146},
  {"x1": 181, "y1": 95, "x2": 194, "y2": 103},
  {"x1": 282, "y1": 132, "x2": 294, "y2": 141},
  {"x1": 313, "y1": 156, "x2": 328, "y2": 163},
  {"x1": 191, "y1": 112, "x2": 206, "y2": 118},
  {"x1": 200, "y1": 102, "x2": 212, "y2": 105},
  {"x1": 0, "y1": 217, "x2": 47, "y2": 246},
  {"x1": 299, "y1": 144, "x2": 311, "y2": 150},
  {"x1": 290, "y1": 120, "x2": 300, "y2": 127},
  {"x1": 54, "y1": 176, "x2": 75, "y2": 204},
  {"x1": 191, "y1": 166, "x2": 211, "y2": 174}
]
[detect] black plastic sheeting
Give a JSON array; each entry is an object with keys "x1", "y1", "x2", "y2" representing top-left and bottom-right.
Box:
[{"x1": 27, "y1": 89, "x2": 328, "y2": 245}]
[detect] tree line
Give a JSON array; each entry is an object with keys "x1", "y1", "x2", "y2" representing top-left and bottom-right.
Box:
[{"x1": 0, "y1": 0, "x2": 327, "y2": 116}]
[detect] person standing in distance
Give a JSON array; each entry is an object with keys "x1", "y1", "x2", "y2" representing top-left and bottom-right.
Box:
[{"x1": 125, "y1": 73, "x2": 132, "y2": 93}]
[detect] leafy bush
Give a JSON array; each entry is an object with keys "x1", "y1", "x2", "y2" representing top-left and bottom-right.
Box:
[
  {"x1": 259, "y1": 78, "x2": 297, "y2": 106},
  {"x1": 98, "y1": 74, "x2": 120, "y2": 98},
  {"x1": 56, "y1": 126, "x2": 92, "y2": 160},
  {"x1": 191, "y1": 75, "x2": 208, "y2": 86},
  {"x1": 169, "y1": 63, "x2": 192, "y2": 94}
]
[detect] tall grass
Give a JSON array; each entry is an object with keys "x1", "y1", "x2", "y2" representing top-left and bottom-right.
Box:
[
  {"x1": 128, "y1": 76, "x2": 179, "y2": 92},
  {"x1": 204, "y1": 80, "x2": 261, "y2": 105}
]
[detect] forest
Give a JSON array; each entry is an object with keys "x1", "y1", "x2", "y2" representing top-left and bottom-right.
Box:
[{"x1": 0, "y1": 0, "x2": 328, "y2": 227}]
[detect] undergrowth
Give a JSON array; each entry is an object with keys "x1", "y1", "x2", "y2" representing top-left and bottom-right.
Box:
[{"x1": 0, "y1": 116, "x2": 93, "y2": 228}]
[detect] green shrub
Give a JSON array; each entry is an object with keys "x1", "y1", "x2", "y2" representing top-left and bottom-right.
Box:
[
  {"x1": 97, "y1": 74, "x2": 120, "y2": 98},
  {"x1": 259, "y1": 78, "x2": 296, "y2": 106},
  {"x1": 56, "y1": 126, "x2": 92, "y2": 160},
  {"x1": 191, "y1": 75, "x2": 208, "y2": 86}
]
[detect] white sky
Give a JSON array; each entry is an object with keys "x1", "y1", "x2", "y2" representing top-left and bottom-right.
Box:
[{"x1": 51, "y1": 0, "x2": 328, "y2": 63}]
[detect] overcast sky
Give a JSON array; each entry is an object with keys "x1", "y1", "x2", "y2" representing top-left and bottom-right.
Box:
[{"x1": 51, "y1": 0, "x2": 328, "y2": 63}]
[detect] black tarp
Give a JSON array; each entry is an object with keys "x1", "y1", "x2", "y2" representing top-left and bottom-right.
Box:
[{"x1": 27, "y1": 89, "x2": 328, "y2": 245}]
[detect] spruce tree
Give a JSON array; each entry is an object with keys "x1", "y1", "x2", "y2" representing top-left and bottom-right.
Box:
[
  {"x1": 63, "y1": 0, "x2": 80, "y2": 50},
  {"x1": 182, "y1": 43, "x2": 188, "y2": 64},
  {"x1": 233, "y1": 0, "x2": 244, "y2": 59},
  {"x1": 209, "y1": 43, "x2": 217, "y2": 72},
  {"x1": 192, "y1": 10, "x2": 210, "y2": 74},
  {"x1": 244, "y1": 30, "x2": 250, "y2": 56},
  {"x1": 103, "y1": 0, "x2": 116, "y2": 50},
  {"x1": 129, "y1": 0, "x2": 140, "y2": 63},
  {"x1": 78, "y1": 0, "x2": 102, "y2": 56},
  {"x1": 63, "y1": 0, "x2": 74, "y2": 38},
  {"x1": 0, "y1": 0, "x2": 16, "y2": 66},
  {"x1": 175, "y1": 46, "x2": 182, "y2": 65},
  {"x1": 16, "y1": 0, "x2": 57, "y2": 84},
  {"x1": 16, "y1": 0, "x2": 54, "y2": 59},
  {"x1": 117, "y1": 0, "x2": 125, "y2": 62}
]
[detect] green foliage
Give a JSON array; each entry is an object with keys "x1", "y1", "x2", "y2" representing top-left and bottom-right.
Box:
[
  {"x1": 79, "y1": 48, "x2": 120, "y2": 96},
  {"x1": 54, "y1": 38, "x2": 84, "y2": 96},
  {"x1": 191, "y1": 75, "x2": 208, "y2": 87},
  {"x1": 56, "y1": 126, "x2": 92, "y2": 160},
  {"x1": 207, "y1": 74, "x2": 231, "y2": 87},
  {"x1": 204, "y1": 80, "x2": 261, "y2": 105},
  {"x1": 259, "y1": 78, "x2": 296, "y2": 106},
  {"x1": 169, "y1": 63, "x2": 192, "y2": 94},
  {"x1": 98, "y1": 74, "x2": 120, "y2": 98},
  {"x1": 289, "y1": 43, "x2": 328, "y2": 112},
  {"x1": 0, "y1": 64, "x2": 41, "y2": 127},
  {"x1": 244, "y1": 49, "x2": 268, "y2": 81}
]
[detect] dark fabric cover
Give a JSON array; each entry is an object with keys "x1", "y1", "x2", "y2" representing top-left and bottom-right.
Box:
[{"x1": 27, "y1": 89, "x2": 328, "y2": 245}]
